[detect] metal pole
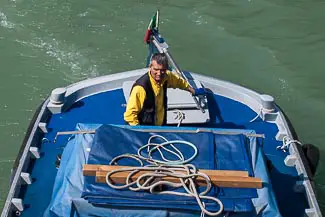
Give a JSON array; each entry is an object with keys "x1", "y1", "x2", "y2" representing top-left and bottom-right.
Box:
[
  {"x1": 152, "y1": 36, "x2": 205, "y2": 113},
  {"x1": 164, "y1": 51, "x2": 205, "y2": 113}
]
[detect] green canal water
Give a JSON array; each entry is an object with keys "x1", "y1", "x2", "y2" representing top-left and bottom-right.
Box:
[{"x1": 0, "y1": 0, "x2": 324, "y2": 213}]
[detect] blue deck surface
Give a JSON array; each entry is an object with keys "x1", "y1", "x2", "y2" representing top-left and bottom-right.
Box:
[{"x1": 20, "y1": 89, "x2": 308, "y2": 217}]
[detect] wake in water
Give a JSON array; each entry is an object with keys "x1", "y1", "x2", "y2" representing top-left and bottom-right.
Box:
[
  {"x1": 1, "y1": 5, "x2": 99, "y2": 83},
  {"x1": 0, "y1": 11, "x2": 15, "y2": 29},
  {"x1": 15, "y1": 37, "x2": 100, "y2": 82},
  {"x1": 188, "y1": 11, "x2": 208, "y2": 25}
]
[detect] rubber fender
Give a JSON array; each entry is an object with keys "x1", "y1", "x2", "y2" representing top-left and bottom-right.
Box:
[{"x1": 302, "y1": 144, "x2": 320, "y2": 177}]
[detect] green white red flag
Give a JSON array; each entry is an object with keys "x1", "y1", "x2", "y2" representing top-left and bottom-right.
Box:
[{"x1": 144, "y1": 10, "x2": 159, "y2": 44}]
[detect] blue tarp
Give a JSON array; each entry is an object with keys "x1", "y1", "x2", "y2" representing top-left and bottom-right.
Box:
[
  {"x1": 44, "y1": 124, "x2": 281, "y2": 217},
  {"x1": 83, "y1": 125, "x2": 256, "y2": 212}
]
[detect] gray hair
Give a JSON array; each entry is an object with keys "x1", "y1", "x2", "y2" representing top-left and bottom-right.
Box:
[{"x1": 151, "y1": 53, "x2": 169, "y2": 69}]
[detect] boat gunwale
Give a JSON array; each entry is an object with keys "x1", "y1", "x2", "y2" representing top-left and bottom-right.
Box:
[
  {"x1": 1, "y1": 99, "x2": 50, "y2": 217},
  {"x1": 1, "y1": 70, "x2": 322, "y2": 217}
]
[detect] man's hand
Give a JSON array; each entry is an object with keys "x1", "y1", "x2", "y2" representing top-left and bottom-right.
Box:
[
  {"x1": 193, "y1": 88, "x2": 206, "y2": 96},
  {"x1": 187, "y1": 87, "x2": 207, "y2": 96}
]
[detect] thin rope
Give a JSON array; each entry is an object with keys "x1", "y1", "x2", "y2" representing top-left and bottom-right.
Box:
[
  {"x1": 173, "y1": 109, "x2": 185, "y2": 127},
  {"x1": 136, "y1": 135, "x2": 197, "y2": 165},
  {"x1": 276, "y1": 135, "x2": 302, "y2": 153},
  {"x1": 249, "y1": 107, "x2": 275, "y2": 123},
  {"x1": 106, "y1": 164, "x2": 223, "y2": 216},
  {"x1": 106, "y1": 135, "x2": 223, "y2": 216}
]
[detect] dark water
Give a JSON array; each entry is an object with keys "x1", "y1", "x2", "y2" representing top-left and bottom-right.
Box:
[{"x1": 0, "y1": 0, "x2": 324, "y2": 213}]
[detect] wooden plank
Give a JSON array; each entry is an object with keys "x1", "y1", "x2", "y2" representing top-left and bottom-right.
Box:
[
  {"x1": 96, "y1": 171, "x2": 262, "y2": 188},
  {"x1": 83, "y1": 164, "x2": 249, "y2": 177}
]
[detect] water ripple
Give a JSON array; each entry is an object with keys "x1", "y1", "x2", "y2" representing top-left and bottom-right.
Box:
[
  {"x1": 0, "y1": 11, "x2": 15, "y2": 29},
  {"x1": 0, "y1": 122, "x2": 20, "y2": 127}
]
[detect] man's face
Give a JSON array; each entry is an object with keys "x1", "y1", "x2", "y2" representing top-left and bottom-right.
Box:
[{"x1": 150, "y1": 60, "x2": 166, "y2": 83}]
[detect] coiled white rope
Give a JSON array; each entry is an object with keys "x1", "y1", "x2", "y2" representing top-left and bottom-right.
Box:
[
  {"x1": 110, "y1": 135, "x2": 198, "y2": 166},
  {"x1": 106, "y1": 135, "x2": 223, "y2": 216},
  {"x1": 106, "y1": 164, "x2": 223, "y2": 216},
  {"x1": 277, "y1": 135, "x2": 302, "y2": 153}
]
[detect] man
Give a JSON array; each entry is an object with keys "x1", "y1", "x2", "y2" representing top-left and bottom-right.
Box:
[{"x1": 124, "y1": 53, "x2": 206, "y2": 126}]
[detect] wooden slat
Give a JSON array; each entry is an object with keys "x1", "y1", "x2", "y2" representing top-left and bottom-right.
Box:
[
  {"x1": 95, "y1": 171, "x2": 262, "y2": 188},
  {"x1": 83, "y1": 164, "x2": 249, "y2": 177},
  {"x1": 83, "y1": 165, "x2": 262, "y2": 188}
]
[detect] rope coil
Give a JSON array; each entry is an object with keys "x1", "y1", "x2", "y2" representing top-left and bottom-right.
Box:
[
  {"x1": 106, "y1": 135, "x2": 223, "y2": 216},
  {"x1": 106, "y1": 164, "x2": 223, "y2": 216}
]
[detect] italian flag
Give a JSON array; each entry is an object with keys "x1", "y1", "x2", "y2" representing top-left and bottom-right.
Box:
[{"x1": 144, "y1": 10, "x2": 159, "y2": 44}]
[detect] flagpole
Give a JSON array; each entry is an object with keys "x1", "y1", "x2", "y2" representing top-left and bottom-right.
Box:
[
  {"x1": 164, "y1": 51, "x2": 206, "y2": 113},
  {"x1": 145, "y1": 11, "x2": 205, "y2": 113}
]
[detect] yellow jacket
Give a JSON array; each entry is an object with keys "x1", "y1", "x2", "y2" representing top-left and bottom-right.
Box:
[{"x1": 124, "y1": 71, "x2": 190, "y2": 126}]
